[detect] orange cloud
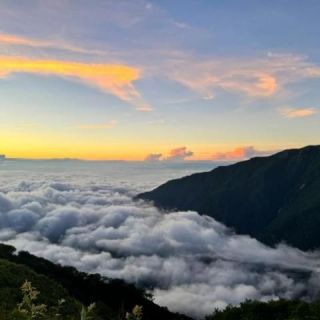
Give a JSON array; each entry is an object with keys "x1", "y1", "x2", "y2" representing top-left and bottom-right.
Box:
[
  {"x1": 144, "y1": 147, "x2": 194, "y2": 161},
  {"x1": 221, "y1": 73, "x2": 278, "y2": 97},
  {"x1": 168, "y1": 64, "x2": 278, "y2": 98},
  {"x1": 0, "y1": 56, "x2": 150, "y2": 110},
  {"x1": 256, "y1": 74, "x2": 277, "y2": 95},
  {"x1": 167, "y1": 147, "x2": 193, "y2": 161},
  {"x1": 211, "y1": 146, "x2": 272, "y2": 161},
  {"x1": 162, "y1": 53, "x2": 320, "y2": 99},
  {"x1": 279, "y1": 107, "x2": 317, "y2": 118}
]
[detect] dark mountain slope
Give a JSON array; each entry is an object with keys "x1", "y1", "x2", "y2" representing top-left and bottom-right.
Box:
[
  {"x1": 138, "y1": 145, "x2": 320, "y2": 250},
  {"x1": 0, "y1": 258, "x2": 79, "y2": 318},
  {"x1": 0, "y1": 243, "x2": 191, "y2": 320}
]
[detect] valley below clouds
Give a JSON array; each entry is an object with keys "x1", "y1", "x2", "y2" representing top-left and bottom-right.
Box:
[{"x1": 0, "y1": 161, "x2": 320, "y2": 318}]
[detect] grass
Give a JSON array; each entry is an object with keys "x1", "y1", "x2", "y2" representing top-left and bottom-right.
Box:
[{"x1": 2, "y1": 280, "x2": 143, "y2": 320}]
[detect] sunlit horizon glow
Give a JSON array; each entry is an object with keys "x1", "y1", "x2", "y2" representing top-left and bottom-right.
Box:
[{"x1": 0, "y1": 1, "x2": 319, "y2": 160}]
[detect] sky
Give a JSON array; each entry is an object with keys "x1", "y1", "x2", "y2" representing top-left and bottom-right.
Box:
[{"x1": 0, "y1": 0, "x2": 320, "y2": 160}]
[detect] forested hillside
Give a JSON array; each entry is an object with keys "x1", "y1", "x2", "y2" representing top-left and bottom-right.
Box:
[
  {"x1": 0, "y1": 243, "x2": 191, "y2": 320},
  {"x1": 205, "y1": 300, "x2": 320, "y2": 320}
]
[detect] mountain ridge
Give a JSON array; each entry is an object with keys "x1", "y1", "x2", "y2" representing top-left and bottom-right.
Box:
[{"x1": 138, "y1": 145, "x2": 320, "y2": 250}]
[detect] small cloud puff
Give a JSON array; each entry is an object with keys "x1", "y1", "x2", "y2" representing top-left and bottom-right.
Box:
[
  {"x1": 145, "y1": 147, "x2": 194, "y2": 162},
  {"x1": 166, "y1": 147, "x2": 194, "y2": 161},
  {"x1": 144, "y1": 153, "x2": 162, "y2": 161},
  {"x1": 279, "y1": 107, "x2": 317, "y2": 118},
  {"x1": 211, "y1": 146, "x2": 273, "y2": 161}
]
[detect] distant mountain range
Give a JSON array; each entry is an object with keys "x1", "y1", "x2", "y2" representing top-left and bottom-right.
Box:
[{"x1": 138, "y1": 145, "x2": 320, "y2": 250}]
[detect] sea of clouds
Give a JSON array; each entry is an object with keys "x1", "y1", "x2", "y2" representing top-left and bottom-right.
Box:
[{"x1": 0, "y1": 160, "x2": 320, "y2": 318}]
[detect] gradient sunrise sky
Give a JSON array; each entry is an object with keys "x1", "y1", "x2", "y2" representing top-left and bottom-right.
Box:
[{"x1": 0, "y1": 0, "x2": 319, "y2": 160}]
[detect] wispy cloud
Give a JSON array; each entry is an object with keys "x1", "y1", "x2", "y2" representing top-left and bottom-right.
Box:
[
  {"x1": 135, "y1": 104, "x2": 153, "y2": 112},
  {"x1": 279, "y1": 107, "x2": 318, "y2": 118},
  {"x1": 157, "y1": 53, "x2": 320, "y2": 100},
  {"x1": 0, "y1": 56, "x2": 151, "y2": 111},
  {"x1": 76, "y1": 120, "x2": 118, "y2": 130},
  {"x1": 173, "y1": 22, "x2": 193, "y2": 30},
  {"x1": 1, "y1": 2, "x2": 320, "y2": 105},
  {"x1": 211, "y1": 146, "x2": 273, "y2": 161},
  {"x1": 0, "y1": 33, "x2": 106, "y2": 55},
  {"x1": 2, "y1": 33, "x2": 320, "y2": 110}
]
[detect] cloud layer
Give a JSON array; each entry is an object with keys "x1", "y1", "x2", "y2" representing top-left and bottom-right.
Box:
[{"x1": 0, "y1": 165, "x2": 320, "y2": 318}]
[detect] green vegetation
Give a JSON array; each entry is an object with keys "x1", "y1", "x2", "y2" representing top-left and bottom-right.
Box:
[
  {"x1": 126, "y1": 306, "x2": 143, "y2": 320},
  {"x1": 0, "y1": 259, "x2": 79, "y2": 319},
  {"x1": 0, "y1": 243, "x2": 191, "y2": 320},
  {"x1": 80, "y1": 303, "x2": 96, "y2": 320},
  {"x1": 139, "y1": 145, "x2": 320, "y2": 250},
  {"x1": 0, "y1": 278, "x2": 144, "y2": 320},
  {"x1": 205, "y1": 299, "x2": 320, "y2": 320},
  {"x1": 17, "y1": 281, "x2": 49, "y2": 319},
  {"x1": 3, "y1": 276, "x2": 320, "y2": 320}
]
